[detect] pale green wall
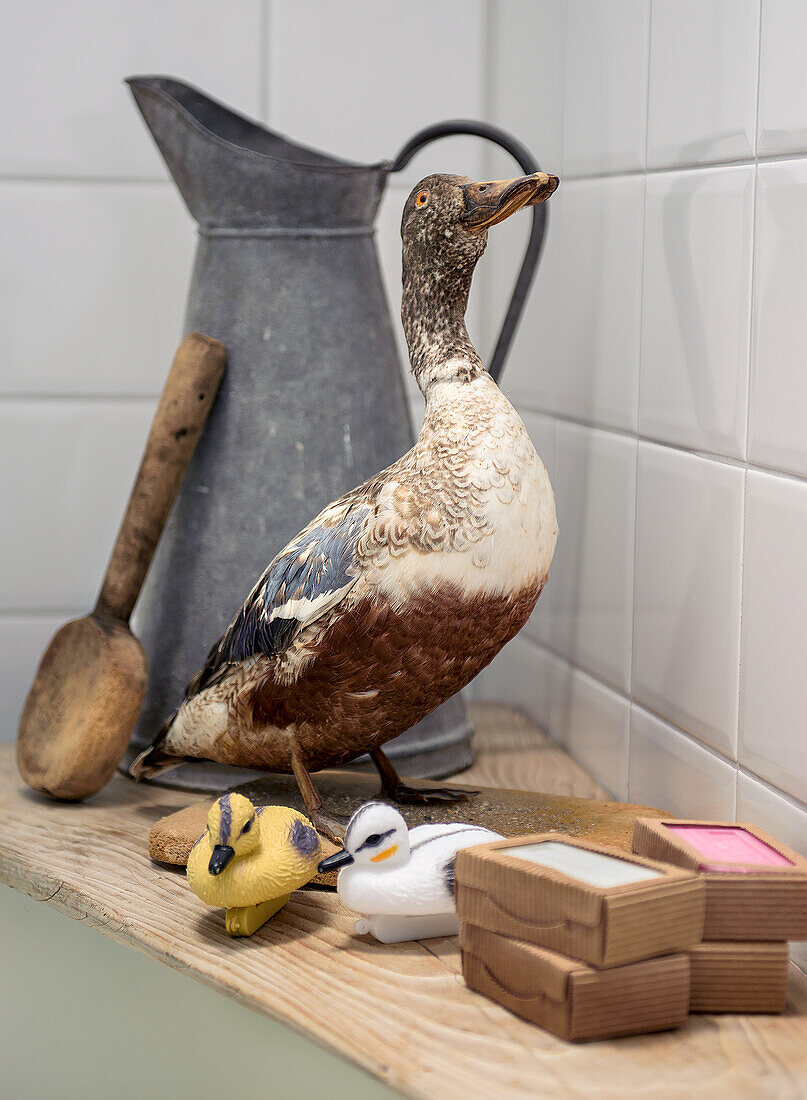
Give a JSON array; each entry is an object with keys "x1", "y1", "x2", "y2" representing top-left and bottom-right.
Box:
[{"x1": 0, "y1": 886, "x2": 399, "y2": 1100}]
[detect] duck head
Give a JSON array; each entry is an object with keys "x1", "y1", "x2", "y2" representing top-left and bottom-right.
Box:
[
  {"x1": 400, "y1": 171, "x2": 558, "y2": 392},
  {"x1": 206, "y1": 793, "x2": 259, "y2": 875},
  {"x1": 318, "y1": 802, "x2": 410, "y2": 873}
]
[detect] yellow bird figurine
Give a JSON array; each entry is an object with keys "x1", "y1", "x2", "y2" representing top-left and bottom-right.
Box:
[{"x1": 187, "y1": 793, "x2": 322, "y2": 936}]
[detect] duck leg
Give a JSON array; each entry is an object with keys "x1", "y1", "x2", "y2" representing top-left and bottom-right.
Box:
[
  {"x1": 370, "y1": 746, "x2": 474, "y2": 804},
  {"x1": 290, "y1": 738, "x2": 345, "y2": 844}
]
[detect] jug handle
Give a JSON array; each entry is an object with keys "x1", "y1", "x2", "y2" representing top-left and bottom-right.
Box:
[{"x1": 389, "y1": 121, "x2": 549, "y2": 383}]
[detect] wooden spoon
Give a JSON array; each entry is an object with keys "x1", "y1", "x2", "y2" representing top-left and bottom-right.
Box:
[{"x1": 17, "y1": 333, "x2": 226, "y2": 801}]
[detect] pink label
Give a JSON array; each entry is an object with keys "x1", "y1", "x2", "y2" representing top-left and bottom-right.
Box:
[{"x1": 665, "y1": 824, "x2": 793, "y2": 870}]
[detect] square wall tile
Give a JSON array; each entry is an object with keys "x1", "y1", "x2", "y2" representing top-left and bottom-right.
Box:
[
  {"x1": 0, "y1": 615, "x2": 82, "y2": 743},
  {"x1": 0, "y1": 399, "x2": 156, "y2": 611},
  {"x1": 486, "y1": 0, "x2": 566, "y2": 177},
  {"x1": 0, "y1": 0, "x2": 263, "y2": 178},
  {"x1": 750, "y1": 160, "x2": 807, "y2": 478},
  {"x1": 647, "y1": 0, "x2": 759, "y2": 169},
  {"x1": 267, "y1": 0, "x2": 486, "y2": 186},
  {"x1": 1, "y1": 182, "x2": 194, "y2": 396},
  {"x1": 473, "y1": 633, "x2": 553, "y2": 731},
  {"x1": 740, "y1": 471, "x2": 807, "y2": 805},
  {"x1": 630, "y1": 705, "x2": 737, "y2": 818},
  {"x1": 548, "y1": 662, "x2": 630, "y2": 799},
  {"x1": 640, "y1": 166, "x2": 753, "y2": 459},
  {"x1": 550, "y1": 424, "x2": 636, "y2": 693},
  {"x1": 521, "y1": 412, "x2": 556, "y2": 649},
  {"x1": 633, "y1": 444, "x2": 743, "y2": 757},
  {"x1": 555, "y1": 176, "x2": 645, "y2": 432},
  {"x1": 758, "y1": 0, "x2": 807, "y2": 156},
  {"x1": 563, "y1": 0, "x2": 650, "y2": 177}
]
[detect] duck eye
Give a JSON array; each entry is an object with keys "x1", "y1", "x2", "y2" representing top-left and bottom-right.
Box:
[
  {"x1": 363, "y1": 833, "x2": 382, "y2": 847},
  {"x1": 415, "y1": 190, "x2": 429, "y2": 208},
  {"x1": 241, "y1": 819, "x2": 252, "y2": 835}
]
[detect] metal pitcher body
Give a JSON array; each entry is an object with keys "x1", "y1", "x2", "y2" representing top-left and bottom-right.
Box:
[{"x1": 125, "y1": 77, "x2": 473, "y2": 788}]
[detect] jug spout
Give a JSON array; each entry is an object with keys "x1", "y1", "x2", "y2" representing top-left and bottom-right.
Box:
[{"x1": 127, "y1": 76, "x2": 388, "y2": 231}]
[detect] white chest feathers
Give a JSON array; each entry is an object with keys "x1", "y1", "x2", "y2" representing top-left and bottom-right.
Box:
[{"x1": 373, "y1": 374, "x2": 557, "y2": 600}]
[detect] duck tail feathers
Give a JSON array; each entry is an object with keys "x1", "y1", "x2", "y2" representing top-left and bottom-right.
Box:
[{"x1": 128, "y1": 712, "x2": 184, "y2": 781}]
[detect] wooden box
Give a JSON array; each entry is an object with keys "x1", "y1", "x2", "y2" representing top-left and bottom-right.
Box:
[
  {"x1": 632, "y1": 818, "x2": 807, "y2": 941},
  {"x1": 688, "y1": 941, "x2": 790, "y2": 1014},
  {"x1": 461, "y1": 923, "x2": 690, "y2": 1042},
  {"x1": 455, "y1": 833, "x2": 705, "y2": 968}
]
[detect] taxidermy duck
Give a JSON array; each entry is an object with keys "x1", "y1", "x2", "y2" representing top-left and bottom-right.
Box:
[
  {"x1": 319, "y1": 801, "x2": 502, "y2": 942},
  {"x1": 186, "y1": 793, "x2": 321, "y2": 935},
  {"x1": 131, "y1": 170, "x2": 559, "y2": 838}
]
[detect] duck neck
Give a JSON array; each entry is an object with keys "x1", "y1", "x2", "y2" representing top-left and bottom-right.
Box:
[{"x1": 402, "y1": 262, "x2": 484, "y2": 395}]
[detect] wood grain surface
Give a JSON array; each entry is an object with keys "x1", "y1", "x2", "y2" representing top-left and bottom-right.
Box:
[{"x1": 2, "y1": 704, "x2": 806, "y2": 1099}]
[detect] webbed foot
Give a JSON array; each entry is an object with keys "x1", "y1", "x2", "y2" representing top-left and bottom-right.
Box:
[
  {"x1": 370, "y1": 745, "x2": 475, "y2": 805},
  {"x1": 379, "y1": 781, "x2": 475, "y2": 805}
]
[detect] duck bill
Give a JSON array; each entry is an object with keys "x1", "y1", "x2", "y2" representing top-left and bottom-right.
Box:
[
  {"x1": 208, "y1": 844, "x2": 235, "y2": 875},
  {"x1": 318, "y1": 849, "x2": 354, "y2": 873},
  {"x1": 461, "y1": 172, "x2": 559, "y2": 232}
]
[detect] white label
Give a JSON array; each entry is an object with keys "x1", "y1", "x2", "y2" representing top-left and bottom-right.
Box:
[{"x1": 502, "y1": 841, "x2": 665, "y2": 887}]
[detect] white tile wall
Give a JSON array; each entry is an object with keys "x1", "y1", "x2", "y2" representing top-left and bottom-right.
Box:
[
  {"x1": 0, "y1": 399, "x2": 156, "y2": 610},
  {"x1": 632, "y1": 443, "x2": 743, "y2": 758},
  {"x1": 741, "y1": 471, "x2": 807, "y2": 804},
  {"x1": 639, "y1": 166, "x2": 754, "y2": 459},
  {"x1": 629, "y1": 705, "x2": 737, "y2": 818},
  {"x1": 757, "y1": 0, "x2": 807, "y2": 158},
  {"x1": 562, "y1": 0, "x2": 650, "y2": 177},
  {"x1": 549, "y1": 661, "x2": 630, "y2": 799},
  {"x1": 550, "y1": 423, "x2": 635, "y2": 693},
  {"x1": 0, "y1": 0, "x2": 264, "y2": 179},
  {"x1": 750, "y1": 160, "x2": 807, "y2": 477},
  {"x1": 6, "y1": 1, "x2": 807, "y2": 882},
  {"x1": 1, "y1": 181, "x2": 194, "y2": 396},
  {"x1": 477, "y1": 0, "x2": 807, "y2": 858},
  {"x1": 267, "y1": 0, "x2": 487, "y2": 183},
  {"x1": 646, "y1": 0, "x2": 759, "y2": 170},
  {"x1": 555, "y1": 176, "x2": 645, "y2": 431}
]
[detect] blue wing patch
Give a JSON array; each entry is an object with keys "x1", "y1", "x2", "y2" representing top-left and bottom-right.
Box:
[{"x1": 192, "y1": 503, "x2": 370, "y2": 692}]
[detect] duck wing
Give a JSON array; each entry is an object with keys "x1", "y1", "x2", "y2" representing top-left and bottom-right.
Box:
[{"x1": 187, "y1": 499, "x2": 372, "y2": 698}]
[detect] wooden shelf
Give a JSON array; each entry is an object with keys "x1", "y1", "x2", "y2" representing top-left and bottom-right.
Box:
[{"x1": 1, "y1": 703, "x2": 806, "y2": 1098}]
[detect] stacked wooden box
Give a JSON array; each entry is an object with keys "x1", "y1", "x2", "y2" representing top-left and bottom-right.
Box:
[
  {"x1": 632, "y1": 819, "x2": 807, "y2": 1014},
  {"x1": 455, "y1": 834, "x2": 705, "y2": 1042}
]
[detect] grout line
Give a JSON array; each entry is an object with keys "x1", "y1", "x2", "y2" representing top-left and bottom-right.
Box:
[
  {"x1": 643, "y1": 0, "x2": 654, "y2": 173},
  {"x1": 753, "y1": 0, "x2": 764, "y2": 161},
  {"x1": 630, "y1": 6, "x2": 653, "y2": 781},
  {"x1": 737, "y1": 766, "x2": 807, "y2": 816},
  {"x1": 512, "y1": 400, "x2": 807, "y2": 487},
  {"x1": 5, "y1": 151, "x2": 807, "y2": 193},
  {"x1": 556, "y1": 146, "x2": 807, "y2": 184}
]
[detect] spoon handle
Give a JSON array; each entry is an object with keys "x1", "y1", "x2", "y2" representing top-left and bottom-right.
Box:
[{"x1": 95, "y1": 332, "x2": 226, "y2": 623}]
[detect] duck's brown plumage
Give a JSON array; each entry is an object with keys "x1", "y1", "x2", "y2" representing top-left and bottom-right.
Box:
[{"x1": 131, "y1": 171, "x2": 559, "y2": 827}]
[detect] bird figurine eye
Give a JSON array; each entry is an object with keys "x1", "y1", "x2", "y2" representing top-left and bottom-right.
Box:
[
  {"x1": 363, "y1": 833, "x2": 382, "y2": 847},
  {"x1": 241, "y1": 819, "x2": 253, "y2": 835},
  {"x1": 415, "y1": 190, "x2": 429, "y2": 207}
]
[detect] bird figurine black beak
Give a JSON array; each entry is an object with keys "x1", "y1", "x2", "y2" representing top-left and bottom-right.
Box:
[
  {"x1": 318, "y1": 849, "x2": 354, "y2": 873},
  {"x1": 208, "y1": 844, "x2": 235, "y2": 875},
  {"x1": 461, "y1": 172, "x2": 559, "y2": 231}
]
